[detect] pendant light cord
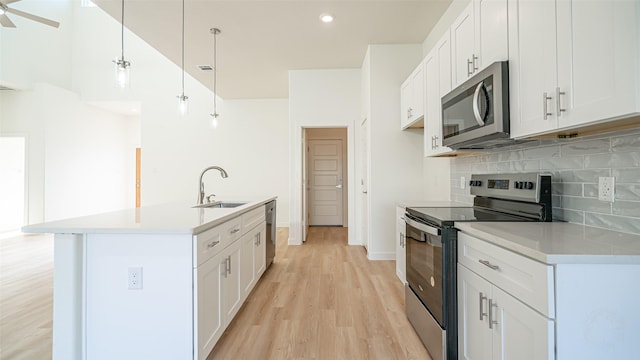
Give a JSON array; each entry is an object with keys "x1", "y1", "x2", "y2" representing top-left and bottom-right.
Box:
[
  {"x1": 120, "y1": 0, "x2": 124, "y2": 59},
  {"x1": 213, "y1": 29, "x2": 217, "y2": 116},
  {"x1": 181, "y1": 0, "x2": 185, "y2": 94}
]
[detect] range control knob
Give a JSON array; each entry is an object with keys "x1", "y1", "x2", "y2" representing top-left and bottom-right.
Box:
[
  {"x1": 514, "y1": 181, "x2": 521, "y2": 189},
  {"x1": 469, "y1": 180, "x2": 482, "y2": 187},
  {"x1": 525, "y1": 182, "x2": 534, "y2": 190}
]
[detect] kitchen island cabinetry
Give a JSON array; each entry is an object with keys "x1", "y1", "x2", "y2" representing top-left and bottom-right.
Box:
[
  {"x1": 509, "y1": 0, "x2": 640, "y2": 138},
  {"x1": 457, "y1": 222, "x2": 640, "y2": 360},
  {"x1": 22, "y1": 198, "x2": 275, "y2": 360}
]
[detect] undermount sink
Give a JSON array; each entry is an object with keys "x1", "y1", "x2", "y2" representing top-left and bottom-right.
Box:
[{"x1": 192, "y1": 201, "x2": 247, "y2": 209}]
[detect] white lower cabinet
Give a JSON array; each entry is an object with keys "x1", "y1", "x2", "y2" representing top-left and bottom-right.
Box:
[
  {"x1": 240, "y1": 222, "x2": 266, "y2": 300},
  {"x1": 458, "y1": 265, "x2": 554, "y2": 360},
  {"x1": 194, "y1": 206, "x2": 267, "y2": 360},
  {"x1": 395, "y1": 206, "x2": 406, "y2": 284}
]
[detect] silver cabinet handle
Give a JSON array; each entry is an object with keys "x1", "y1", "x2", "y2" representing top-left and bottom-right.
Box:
[
  {"x1": 362, "y1": 190, "x2": 368, "y2": 194},
  {"x1": 434, "y1": 136, "x2": 439, "y2": 149},
  {"x1": 488, "y1": 299, "x2": 498, "y2": 329},
  {"x1": 227, "y1": 256, "x2": 232, "y2": 276},
  {"x1": 230, "y1": 228, "x2": 240, "y2": 234},
  {"x1": 473, "y1": 82, "x2": 486, "y2": 126},
  {"x1": 479, "y1": 259, "x2": 500, "y2": 270},
  {"x1": 479, "y1": 292, "x2": 488, "y2": 321},
  {"x1": 467, "y1": 58, "x2": 473, "y2": 77},
  {"x1": 207, "y1": 240, "x2": 220, "y2": 249},
  {"x1": 556, "y1": 87, "x2": 566, "y2": 115},
  {"x1": 222, "y1": 257, "x2": 228, "y2": 278},
  {"x1": 543, "y1": 92, "x2": 553, "y2": 120}
]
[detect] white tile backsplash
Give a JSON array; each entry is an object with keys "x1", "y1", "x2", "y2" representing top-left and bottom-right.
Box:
[{"x1": 450, "y1": 128, "x2": 640, "y2": 235}]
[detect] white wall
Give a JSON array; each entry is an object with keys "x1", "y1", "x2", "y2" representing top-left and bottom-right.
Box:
[
  {"x1": 0, "y1": 83, "x2": 137, "y2": 223},
  {"x1": 358, "y1": 45, "x2": 426, "y2": 259},
  {"x1": 289, "y1": 69, "x2": 360, "y2": 244}
]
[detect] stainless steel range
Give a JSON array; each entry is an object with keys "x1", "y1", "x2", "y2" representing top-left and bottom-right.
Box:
[{"x1": 404, "y1": 173, "x2": 552, "y2": 360}]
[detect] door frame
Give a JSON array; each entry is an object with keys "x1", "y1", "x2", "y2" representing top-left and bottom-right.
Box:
[{"x1": 290, "y1": 125, "x2": 356, "y2": 245}]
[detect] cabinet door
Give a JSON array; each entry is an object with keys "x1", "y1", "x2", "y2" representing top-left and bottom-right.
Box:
[
  {"x1": 395, "y1": 206, "x2": 406, "y2": 284},
  {"x1": 458, "y1": 265, "x2": 493, "y2": 360},
  {"x1": 254, "y1": 224, "x2": 267, "y2": 279},
  {"x1": 556, "y1": 0, "x2": 639, "y2": 128},
  {"x1": 222, "y1": 240, "x2": 242, "y2": 325},
  {"x1": 411, "y1": 64, "x2": 425, "y2": 122},
  {"x1": 475, "y1": 0, "x2": 508, "y2": 69},
  {"x1": 240, "y1": 231, "x2": 256, "y2": 300},
  {"x1": 492, "y1": 286, "x2": 555, "y2": 360},
  {"x1": 195, "y1": 254, "x2": 223, "y2": 360},
  {"x1": 424, "y1": 51, "x2": 440, "y2": 156},
  {"x1": 508, "y1": 0, "x2": 558, "y2": 138},
  {"x1": 400, "y1": 78, "x2": 413, "y2": 129},
  {"x1": 451, "y1": 2, "x2": 476, "y2": 87}
]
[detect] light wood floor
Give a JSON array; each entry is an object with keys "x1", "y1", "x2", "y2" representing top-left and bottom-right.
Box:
[
  {"x1": 208, "y1": 227, "x2": 431, "y2": 360},
  {"x1": 0, "y1": 233, "x2": 53, "y2": 360},
  {"x1": 0, "y1": 228, "x2": 430, "y2": 360}
]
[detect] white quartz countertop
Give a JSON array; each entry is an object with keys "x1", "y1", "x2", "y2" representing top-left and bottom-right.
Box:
[
  {"x1": 21, "y1": 196, "x2": 276, "y2": 235},
  {"x1": 455, "y1": 222, "x2": 640, "y2": 264}
]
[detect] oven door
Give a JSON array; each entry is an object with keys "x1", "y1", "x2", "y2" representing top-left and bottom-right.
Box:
[{"x1": 405, "y1": 215, "x2": 444, "y2": 327}]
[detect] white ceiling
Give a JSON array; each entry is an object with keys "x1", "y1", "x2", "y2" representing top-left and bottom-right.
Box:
[{"x1": 93, "y1": 0, "x2": 452, "y2": 99}]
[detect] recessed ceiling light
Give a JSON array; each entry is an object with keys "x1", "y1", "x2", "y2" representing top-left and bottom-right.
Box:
[{"x1": 320, "y1": 13, "x2": 334, "y2": 23}]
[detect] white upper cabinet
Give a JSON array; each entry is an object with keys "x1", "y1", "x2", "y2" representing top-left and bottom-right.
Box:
[
  {"x1": 400, "y1": 61, "x2": 426, "y2": 129},
  {"x1": 451, "y1": 3, "x2": 477, "y2": 87},
  {"x1": 509, "y1": 0, "x2": 640, "y2": 138},
  {"x1": 425, "y1": 30, "x2": 454, "y2": 157},
  {"x1": 452, "y1": 0, "x2": 508, "y2": 88}
]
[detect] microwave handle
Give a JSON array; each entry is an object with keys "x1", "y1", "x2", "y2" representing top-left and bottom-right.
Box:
[{"x1": 472, "y1": 82, "x2": 486, "y2": 126}]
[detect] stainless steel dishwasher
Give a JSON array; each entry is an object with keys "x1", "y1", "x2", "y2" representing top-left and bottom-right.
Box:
[{"x1": 265, "y1": 200, "x2": 276, "y2": 269}]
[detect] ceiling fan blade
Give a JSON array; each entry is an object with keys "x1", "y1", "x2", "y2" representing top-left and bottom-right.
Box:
[
  {"x1": 4, "y1": 0, "x2": 22, "y2": 5},
  {"x1": 6, "y1": 7, "x2": 59, "y2": 28},
  {"x1": 0, "y1": 14, "x2": 16, "y2": 27}
]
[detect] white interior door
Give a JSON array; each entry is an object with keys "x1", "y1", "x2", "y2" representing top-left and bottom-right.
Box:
[
  {"x1": 308, "y1": 139, "x2": 343, "y2": 226},
  {"x1": 360, "y1": 119, "x2": 369, "y2": 251}
]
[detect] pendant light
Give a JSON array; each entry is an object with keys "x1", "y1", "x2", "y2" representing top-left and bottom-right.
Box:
[
  {"x1": 113, "y1": 0, "x2": 131, "y2": 88},
  {"x1": 210, "y1": 27, "x2": 221, "y2": 128},
  {"x1": 177, "y1": 0, "x2": 188, "y2": 115}
]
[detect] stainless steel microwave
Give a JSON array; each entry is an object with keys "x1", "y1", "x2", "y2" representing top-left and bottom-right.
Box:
[{"x1": 441, "y1": 61, "x2": 512, "y2": 149}]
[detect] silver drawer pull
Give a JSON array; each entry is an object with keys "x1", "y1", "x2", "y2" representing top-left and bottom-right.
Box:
[
  {"x1": 230, "y1": 228, "x2": 240, "y2": 234},
  {"x1": 207, "y1": 240, "x2": 220, "y2": 249},
  {"x1": 479, "y1": 259, "x2": 500, "y2": 271}
]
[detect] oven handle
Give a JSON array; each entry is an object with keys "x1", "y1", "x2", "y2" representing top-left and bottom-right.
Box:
[{"x1": 404, "y1": 216, "x2": 441, "y2": 236}]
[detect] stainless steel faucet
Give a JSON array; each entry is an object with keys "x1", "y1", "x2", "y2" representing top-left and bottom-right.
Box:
[{"x1": 198, "y1": 166, "x2": 229, "y2": 204}]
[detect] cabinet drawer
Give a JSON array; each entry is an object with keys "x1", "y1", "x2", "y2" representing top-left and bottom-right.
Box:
[
  {"x1": 194, "y1": 226, "x2": 225, "y2": 267},
  {"x1": 222, "y1": 217, "x2": 243, "y2": 242},
  {"x1": 458, "y1": 232, "x2": 555, "y2": 317},
  {"x1": 242, "y1": 206, "x2": 265, "y2": 234}
]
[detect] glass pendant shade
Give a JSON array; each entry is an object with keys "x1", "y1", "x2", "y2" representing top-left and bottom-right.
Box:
[
  {"x1": 178, "y1": 94, "x2": 189, "y2": 115},
  {"x1": 114, "y1": 57, "x2": 131, "y2": 88}
]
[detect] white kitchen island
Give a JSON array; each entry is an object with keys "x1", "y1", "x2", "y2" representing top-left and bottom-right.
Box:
[{"x1": 22, "y1": 197, "x2": 276, "y2": 360}]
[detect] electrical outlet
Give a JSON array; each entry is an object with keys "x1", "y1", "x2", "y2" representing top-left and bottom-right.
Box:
[
  {"x1": 598, "y1": 177, "x2": 615, "y2": 202},
  {"x1": 461, "y1": 176, "x2": 466, "y2": 189},
  {"x1": 128, "y1": 267, "x2": 143, "y2": 290}
]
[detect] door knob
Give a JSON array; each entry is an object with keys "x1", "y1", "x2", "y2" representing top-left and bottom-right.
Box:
[{"x1": 336, "y1": 184, "x2": 343, "y2": 189}]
